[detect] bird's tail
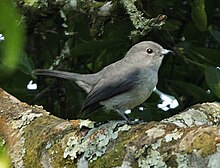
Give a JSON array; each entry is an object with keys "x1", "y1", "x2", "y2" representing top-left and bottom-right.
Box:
[
  {"x1": 34, "y1": 69, "x2": 82, "y2": 81},
  {"x1": 34, "y1": 69, "x2": 97, "y2": 93}
]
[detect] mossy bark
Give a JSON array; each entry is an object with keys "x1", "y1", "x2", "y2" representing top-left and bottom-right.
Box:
[{"x1": 0, "y1": 88, "x2": 220, "y2": 167}]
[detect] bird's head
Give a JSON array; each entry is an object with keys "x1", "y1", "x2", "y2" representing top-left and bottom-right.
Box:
[
  {"x1": 127, "y1": 41, "x2": 172, "y2": 58},
  {"x1": 125, "y1": 41, "x2": 173, "y2": 68}
]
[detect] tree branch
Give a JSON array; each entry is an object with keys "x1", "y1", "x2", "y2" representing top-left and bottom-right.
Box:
[{"x1": 0, "y1": 88, "x2": 220, "y2": 167}]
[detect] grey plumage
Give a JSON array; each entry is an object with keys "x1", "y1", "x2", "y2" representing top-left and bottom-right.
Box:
[{"x1": 34, "y1": 41, "x2": 172, "y2": 122}]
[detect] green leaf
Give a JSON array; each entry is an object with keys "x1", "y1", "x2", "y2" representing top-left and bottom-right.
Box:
[
  {"x1": 190, "y1": 0, "x2": 207, "y2": 32},
  {"x1": 210, "y1": 30, "x2": 220, "y2": 44},
  {"x1": 17, "y1": 54, "x2": 35, "y2": 75},
  {"x1": 205, "y1": 66, "x2": 220, "y2": 99},
  {"x1": 172, "y1": 81, "x2": 214, "y2": 102},
  {"x1": 164, "y1": 19, "x2": 182, "y2": 31},
  {"x1": 191, "y1": 47, "x2": 220, "y2": 66}
]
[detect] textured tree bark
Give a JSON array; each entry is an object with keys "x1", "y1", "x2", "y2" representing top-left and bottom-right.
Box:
[{"x1": 0, "y1": 88, "x2": 220, "y2": 168}]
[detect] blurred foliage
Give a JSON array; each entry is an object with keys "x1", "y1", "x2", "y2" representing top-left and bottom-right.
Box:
[
  {"x1": 0, "y1": 0, "x2": 220, "y2": 122},
  {"x1": 0, "y1": 0, "x2": 24, "y2": 82},
  {"x1": 0, "y1": 139, "x2": 10, "y2": 168}
]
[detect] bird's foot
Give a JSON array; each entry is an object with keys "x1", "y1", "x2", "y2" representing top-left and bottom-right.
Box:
[{"x1": 126, "y1": 118, "x2": 143, "y2": 125}]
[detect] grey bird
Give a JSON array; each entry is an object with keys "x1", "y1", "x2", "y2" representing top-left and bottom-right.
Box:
[{"x1": 34, "y1": 41, "x2": 172, "y2": 123}]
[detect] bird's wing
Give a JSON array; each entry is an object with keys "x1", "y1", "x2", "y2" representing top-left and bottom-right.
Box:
[{"x1": 81, "y1": 68, "x2": 140, "y2": 114}]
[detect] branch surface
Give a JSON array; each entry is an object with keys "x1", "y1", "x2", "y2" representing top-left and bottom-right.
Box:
[{"x1": 0, "y1": 88, "x2": 220, "y2": 167}]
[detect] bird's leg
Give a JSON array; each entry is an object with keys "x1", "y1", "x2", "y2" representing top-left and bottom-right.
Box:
[
  {"x1": 115, "y1": 109, "x2": 134, "y2": 124},
  {"x1": 115, "y1": 109, "x2": 144, "y2": 125},
  {"x1": 115, "y1": 109, "x2": 130, "y2": 121}
]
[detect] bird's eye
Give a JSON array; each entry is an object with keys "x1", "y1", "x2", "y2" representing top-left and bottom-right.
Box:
[{"x1": 146, "y1": 48, "x2": 153, "y2": 54}]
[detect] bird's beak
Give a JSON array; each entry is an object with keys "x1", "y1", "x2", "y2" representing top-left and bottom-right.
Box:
[{"x1": 161, "y1": 49, "x2": 173, "y2": 55}]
